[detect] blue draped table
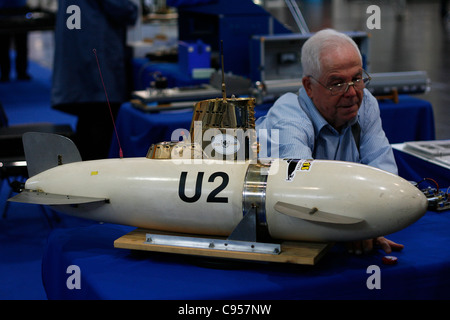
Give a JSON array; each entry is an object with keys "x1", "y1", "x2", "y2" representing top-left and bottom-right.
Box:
[
  {"x1": 41, "y1": 207, "x2": 450, "y2": 300},
  {"x1": 393, "y1": 143, "x2": 450, "y2": 187},
  {"x1": 109, "y1": 95, "x2": 435, "y2": 158}
]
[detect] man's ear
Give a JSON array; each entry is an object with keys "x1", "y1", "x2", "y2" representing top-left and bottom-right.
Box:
[{"x1": 302, "y1": 76, "x2": 313, "y2": 98}]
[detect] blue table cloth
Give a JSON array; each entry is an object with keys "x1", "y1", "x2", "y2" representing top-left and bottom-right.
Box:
[
  {"x1": 41, "y1": 207, "x2": 450, "y2": 300},
  {"x1": 394, "y1": 150, "x2": 450, "y2": 187}
]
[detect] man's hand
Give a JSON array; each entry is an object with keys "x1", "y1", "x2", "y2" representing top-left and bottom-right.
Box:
[{"x1": 347, "y1": 237, "x2": 404, "y2": 254}]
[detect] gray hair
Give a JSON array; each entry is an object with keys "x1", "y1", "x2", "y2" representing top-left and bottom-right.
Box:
[{"x1": 301, "y1": 29, "x2": 362, "y2": 78}]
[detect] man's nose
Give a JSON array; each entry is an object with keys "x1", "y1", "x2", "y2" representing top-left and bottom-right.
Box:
[{"x1": 343, "y1": 83, "x2": 357, "y2": 97}]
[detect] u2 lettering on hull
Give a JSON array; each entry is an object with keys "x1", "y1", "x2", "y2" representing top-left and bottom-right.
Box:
[{"x1": 178, "y1": 171, "x2": 229, "y2": 203}]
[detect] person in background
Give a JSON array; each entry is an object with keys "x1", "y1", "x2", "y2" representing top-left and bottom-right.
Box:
[
  {"x1": 256, "y1": 29, "x2": 402, "y2": 255},
  {"x1": 0, "y1": 0, "x2": 31, "y2": 82},
  {"x1": 51, "y1": 0, "x2": 137, "y2": 160}
]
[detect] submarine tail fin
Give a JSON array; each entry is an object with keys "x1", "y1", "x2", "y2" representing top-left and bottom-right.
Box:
[
  {"x1": 274, "y1": 201, "x2": 364, "y2": 225},
  {"x1": 23, "y1": 132, "x2": 82, "y2": 177}
]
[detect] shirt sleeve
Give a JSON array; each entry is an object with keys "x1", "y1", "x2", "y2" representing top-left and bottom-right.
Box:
[
  {"x1": 256, "y1": 93, "x2": 315, "y2": 159},
  {"x1": 359, "y1": 90, "x2": 399, "y2": 175}
]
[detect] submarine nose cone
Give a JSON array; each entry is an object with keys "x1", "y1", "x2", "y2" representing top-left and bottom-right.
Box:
[{"x1": 266, "y1": 160, "x2": 429, "y2": 242}]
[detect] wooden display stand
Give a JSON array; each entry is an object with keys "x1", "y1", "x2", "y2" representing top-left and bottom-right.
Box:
[
  {"x1": 114, "y1": 228, "x2": 332, "y2": 265},
  {"x1": 375, "y1": 88, "x2": 399, "y2": 103}
]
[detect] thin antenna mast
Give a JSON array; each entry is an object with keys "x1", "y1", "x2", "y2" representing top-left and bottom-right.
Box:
[
  {"x1": 220, "y1": 40, "x2": 227, "y2": 100},
  {"x1": 93, "y1": 48, "x2": 124, "y2": 159}
]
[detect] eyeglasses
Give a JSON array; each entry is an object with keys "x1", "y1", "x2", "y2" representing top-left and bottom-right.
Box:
[{"x1": 308, "y1": 70, "x2": 371, "y2": 96}]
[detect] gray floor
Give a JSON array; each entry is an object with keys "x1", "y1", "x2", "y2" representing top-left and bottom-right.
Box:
[{"x1": 28, "y1": 0, "x2": 449, "y2": 139}]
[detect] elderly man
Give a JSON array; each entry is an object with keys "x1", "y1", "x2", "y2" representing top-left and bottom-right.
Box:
[{"x1": 256, "y1": 29, "x2": 402, "y2": 254}]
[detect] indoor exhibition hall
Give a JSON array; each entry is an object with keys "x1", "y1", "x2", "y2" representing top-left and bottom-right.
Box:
[{"x1": 0, "y1": 0, "x2": 449, "y2": 302}]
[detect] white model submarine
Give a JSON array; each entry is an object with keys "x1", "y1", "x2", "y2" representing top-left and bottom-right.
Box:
[{"x1": 9, "y1": 132, "x2": 428, "y2": 244}]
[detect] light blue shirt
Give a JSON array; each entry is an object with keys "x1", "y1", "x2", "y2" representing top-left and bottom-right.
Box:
[{"x1": 256, "y1": 88, "x2": 398, "y2": 174}]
